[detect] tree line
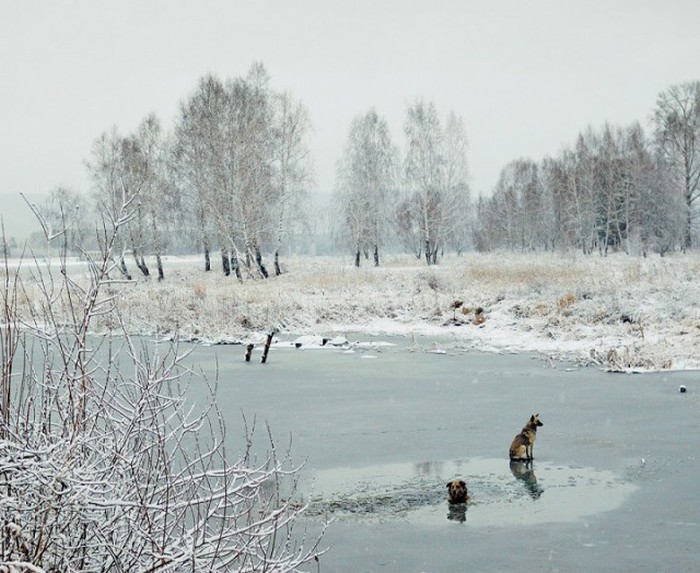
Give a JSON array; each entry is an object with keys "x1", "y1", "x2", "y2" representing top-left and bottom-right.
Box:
[
  {"x1": 334, "y1": 80, "x2": 700, "y2": 261},
  {"x1": 333, "y1": 103, "x2": 470, "y2": 266},
  {"x1": 19, "y1": 75, "x2": 700, "y2": 274},
  {"x1": 27, "y1": 62, "x2": 313, "y2": 280},
  {"x1": 473, "y1": 81, "x2": 700, "y2": 256}
]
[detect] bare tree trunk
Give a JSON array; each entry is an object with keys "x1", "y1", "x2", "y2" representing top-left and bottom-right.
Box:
[
  {"x1": 150, "y1": 214, "x2": 164, "y2": 280},
  {"x1": 230, "y1": 249, "x2": 242, "y2": 280},
  {"x1": 221, "y1": 248, "x2": 231, "y2": 276},
  {"x1": 354, "y1": 241, "x2": 361, "y2": 268},
  {"x1": 274, "y1": 249, "x2": 281, "y2": 276},
  {"x1": 139, "y1": 254, "x2": 149, "y2": 275},
  {"x1": 255, "y1": 246, "x2": 269, "y2": 279},
  {"x1": 204, "y1": 246, "x2": 211, "y2": 272},
  {"x1": 274, "y1": 198, "x2": 286, "y2": 277},
  {"x1": 373, "y1": 244, "x2": 379, "y2": 267},
  {"x1": 199, "y1": 205, "x2": 211, "y2": 271},
  {"x1": 156, "y1": 253, "x2": 164, "y2": 282},
  {"x1": 132, "y1": 249, "x2": 150, "y2": 277},
  {"x1": 685, "y1": 183, "x2": 693, "y2": 250},
  {"x1": 119, "y1": 256, "x2": 132, "y2": 280}
]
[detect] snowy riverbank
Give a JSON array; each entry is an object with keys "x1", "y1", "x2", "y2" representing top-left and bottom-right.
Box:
[{"x1": 95, "y1": 251, "x2": 700, "y2": 372}]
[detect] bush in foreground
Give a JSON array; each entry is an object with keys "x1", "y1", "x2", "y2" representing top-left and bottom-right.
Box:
[{"x1": 0, "y1": 207, "x2": 325, "y2": 572}]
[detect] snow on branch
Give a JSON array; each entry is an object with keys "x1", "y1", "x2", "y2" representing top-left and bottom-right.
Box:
[{"x1": 1, "y1": 186, "x2": 326, "y2": 572}]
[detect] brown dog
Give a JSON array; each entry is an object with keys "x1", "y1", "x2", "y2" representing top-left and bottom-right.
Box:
[
  {"x1": 446, "y1": 479, "x2": 470, "y2": 504},
  {"x1": 509, "y1": 413, "x2": 544, "y2": 461}
]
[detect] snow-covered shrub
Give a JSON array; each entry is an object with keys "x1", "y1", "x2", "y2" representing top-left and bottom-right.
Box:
[{"x1": 0, "y1": 205, "x2": 325, "y2": 572}]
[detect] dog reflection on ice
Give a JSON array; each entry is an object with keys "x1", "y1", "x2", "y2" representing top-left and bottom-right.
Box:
[
  {"x1": 510, "y1": 460, "x2": 544, "y2": 499},
  {"x1": 447, "y1": 503, "x2": 468, "y2": 523}
]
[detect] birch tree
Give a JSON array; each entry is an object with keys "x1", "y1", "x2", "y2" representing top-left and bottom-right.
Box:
[
  {"x1": 653, "y1": 81, "x2": 700, "y2": 249},
  {"x1": 472, "y1": 97, "x2": 693, "y2": 255},
  {"x1": 88, "y1": 118, "x2": 173, "y2": 279},
  {"x1": 442, "y1": 112, "x2": 472, "y2": 253},
  {"x1": 174, "y1": 65, "x2": 304, "y2": 279},
  {"x1": 172, "y1": 74, "x2": 228, "y2": 273},
  {"x1": 132, "y1": 113, "x2": 174, "y2": 281},
  {"x1": 335, "y1": 109, "x2": 396, "y2": 266},
  {"x1": 617, "y1": 122, "x2": 658, "y2": 254},
  {"x1": 472, "y1": 159, "x2": 548, "y2": 251},
  {"x1": 271, "y1": 91, "x2": 312, "y2": 275},
  {"x1": 489, "y1": 162, "x2": 520, "y2": 249},
  {"x1": 230, "y1": 63, "x2": 275, "y2": 278},
  {"x1": 471, "y1": 194, "x2": 494, "y2": 252},
  {"x1": 120, "y1": 133, "x2": 153, "y2": 276},
  {"x1": 538, "y1": 157, "x2": 564, "y2": 250},
  {"x1": 394, "y1": 195, "x2": 422, "y2": 258},
  {"x1": 86, "y1": 127, "x2": 136, "y2": 279},
  {"x1": 595, "y1": 124, "x2": 627, "y2": 254},
  {"x1": 645, "y1": 149, "x2": 685, "y2": 255},
  {"x1": 565, "y1": 131, "x2": 599, "y2": 253},
  {"x1": 403, "y1": 101, "x2": 445, "y2": 265}
]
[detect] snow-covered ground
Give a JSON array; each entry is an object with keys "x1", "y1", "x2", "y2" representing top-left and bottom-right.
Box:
[{"x1": 90, "y1": 251, "x2": 700, "y2": 372}]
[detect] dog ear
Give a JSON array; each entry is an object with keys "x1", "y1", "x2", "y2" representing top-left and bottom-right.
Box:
[
  {"x1": 459, "y1": 480, "x2": 466, "y2": 488},
  {"x1": 446, "y1": 482, "x2": 452, "y2": 489},
  {"x1": 530, "y1": 414, "x2": 536, "y2": 422}
]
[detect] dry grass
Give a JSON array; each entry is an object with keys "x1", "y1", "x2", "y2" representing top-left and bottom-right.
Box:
[
  {"x1": 557, "y1": 293, "x2": 576, "y2": 311},
  {"x1": 6, "y1": 251, "x2": 700, "y2": 370}
]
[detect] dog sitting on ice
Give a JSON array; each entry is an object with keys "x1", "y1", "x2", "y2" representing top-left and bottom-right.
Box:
[
  {"x1": 509, "y1": 413, "x2": 544, "y2": 461},
  {"x1": 446, "y1": 479, "x2": 470, "y2": 504}
]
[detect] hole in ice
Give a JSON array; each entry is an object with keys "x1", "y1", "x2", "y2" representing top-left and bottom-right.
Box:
[{"x1": 300, "y1": 457, "x2": 637, "y2": 526}]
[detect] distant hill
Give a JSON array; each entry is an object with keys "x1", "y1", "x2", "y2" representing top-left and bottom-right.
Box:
[{"x1": 0, "y1": 192, "x2": 42, "y2": 241}]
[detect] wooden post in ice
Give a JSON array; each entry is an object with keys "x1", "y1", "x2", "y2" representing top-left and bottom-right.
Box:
[
  {"x1": 245, "y1": 343, "x2": 254, "y2": 362},
  {"x1": 261, "y1": 331, "x2": 274, "y2": 364}
]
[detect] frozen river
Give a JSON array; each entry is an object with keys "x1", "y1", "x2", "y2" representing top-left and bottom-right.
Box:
[{"x1": 181, "y1": 334, "x2": 699, "y2": 572}]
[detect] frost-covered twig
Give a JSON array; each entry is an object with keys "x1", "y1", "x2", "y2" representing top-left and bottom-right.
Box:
[{"x1": 1, "y1": 191, "x2": 325, "y2": 571}]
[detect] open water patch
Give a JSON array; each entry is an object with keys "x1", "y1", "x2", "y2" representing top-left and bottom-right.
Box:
[{"x1": 301, "y1": 457, "x2": 637, "y2": 527}]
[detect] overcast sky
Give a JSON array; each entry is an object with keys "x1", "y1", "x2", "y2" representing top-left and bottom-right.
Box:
[{"x1": 1, "y1": 0, "x2": 699, "y2": 238}]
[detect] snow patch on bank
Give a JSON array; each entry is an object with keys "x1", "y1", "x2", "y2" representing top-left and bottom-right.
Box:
[{"x1": 10, "y1": 252, "x2": 700, "y2": 372}]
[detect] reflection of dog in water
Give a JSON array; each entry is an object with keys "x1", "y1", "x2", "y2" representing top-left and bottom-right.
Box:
[
  {"x1": 510, "y1": 460, "x2": 544, "y2": 499},
  {"x1": 447, "y1": 503, "x2": 467, "y2": 523},
  {"x1": 509, "y1": 413, "x2": 544, "y2": 461},
  {"x1": 446, "y1": 479, "x2": 470, "y2": 522}
]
